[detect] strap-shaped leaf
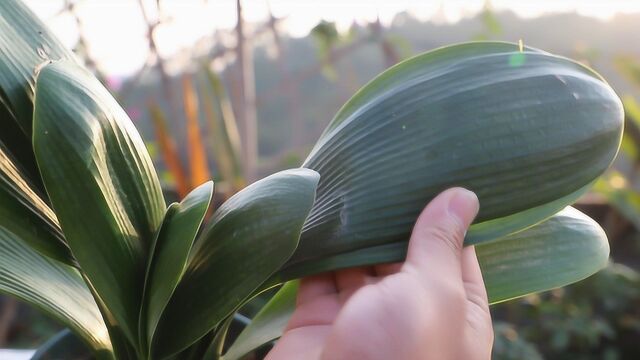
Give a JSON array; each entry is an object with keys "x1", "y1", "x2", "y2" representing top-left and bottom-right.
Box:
[
  {"x1": 479, "y1": 207, "x2": 610, "y2": 303},
  {"x1": 290, "y1": 41, "x2": 623, "y2": 270},
  {"x1": 236, "y1": 207, "x2": 609, "y2": 355},
  {"x1": 0, "y1": 111, "x2": 41, "y2": 191},
  {"x1": 141, "y1": 181, "x2": 213, "y2": 352},
  {"x1": 0, "y1": 0, "x2": 75, "y2": 133},
  {"x1": 33, "y1": 61, "x2": 166, "y2": 345},
  {"x1": 151, "y1": 169, "x2": 319, "y2": 358},
  {"x1": 222, "y1": 281, "x2": 299, "y2": 360},
  {"x1": 0, "y1": 0, "x2": 77, "y2": 186},
  {"x1": 0, "y1": 228, "x2": 111, "y2": 357},
  {"x1": 0, "y1": 148, "x2": 74, "y2": 265},
  {"x1": 0, "y1": 0, "x2": 74, "y2": 265},
  {"x1": 464, "y1": 180, "x2": 592, "y2": 245},
  {"x1": 281, "y1": 207, "x2": 610, "y2": 285}
]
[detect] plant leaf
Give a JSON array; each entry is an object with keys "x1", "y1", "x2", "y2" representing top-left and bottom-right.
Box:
[
  {"x1": 141, "y1": 181, "x2": 213, "y2": 351},
  {"x1": 289, "y1": 41, "x2": 623, "y2": 271},
  {"x1": 151, "y1": 169, "x2": 319, "y2": 358},
  {"x1": 0, "y1": 148, "x2": 75, "y2": 265},
  {"x1": 222, "y1": 281, "x2": 299, "y2": 360},
  {"x1": 478, "y1": 207, "x2": 610, "y2": 303},
  {"x1": 281, "y1": 207, "x2": 610, "y2": 291},
  {"x1": 465, "y1": 180, "x2": 592, "y2": 245},
  {"x1": 0, "y1": 227, "x2": 112, "y2": 356},
  {"x1": 0, "y1": 0, "x2": 77, "y2": 186},
  {"x1": 0, "y1": 0, "x2": 76, "y2": 132},
  {"x1": 33, "y1": 61, "x2": 166, "y2": 346},
  {"x1": 240, "y1": 207, "x2": 609, "y2": 355}
]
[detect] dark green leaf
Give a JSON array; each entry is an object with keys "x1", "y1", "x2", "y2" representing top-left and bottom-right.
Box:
[
  {"x1": 222, "y1": 281, "x2": 298, "y2": 360},
  {"x1": 289, "y1": 41, "x2": 622, "y2": 271},
  {"x1": 285, "y1": 207, "x2": 610, "y2": 303},
  {"x1": 0, "y1": 148, "x2": 74, "y2": 265},
  {"x1": 466, "y1": 181, "x2": 592, "y2": 245},
  {"x1": 0, "y1": 0, "x2": 77, "y2": 186},
  {"x1": 479, "y1": 207, "x2": 610, "y2": 303},
  {"x1": 33, "y1": 61, "x2": 166, "y2": 346},
  {"x1": 0, "y1": 227, "x2": 111, "y2": 356},
  {"x1": 151, "y1": 169, "x2": 319, "y2": 358},
  {"x1": 141, "y1": 181, "x2": 213, "y2": 351},
  {"x1": 244, "y1": 208, "x2": 609, "y2": 355}
]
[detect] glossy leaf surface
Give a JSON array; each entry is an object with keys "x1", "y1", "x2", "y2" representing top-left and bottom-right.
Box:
[
  {"x1": 290, "y1": 41, "x2": 623, "y2": 270},
  {"x1": 222, "y1": 281, "x2": 299, "y2": 360},
  {"x1": 478, "y1": 207, "x2": 610, "y2": 303},
  {"x1": 151, "y1": 169, "x2": 318, "y2": 358},
  {"x1": 0, "y1": 228, "x2": 111, "y2": 356},
  {"x1": 0, "y1": 0, "x2": 77, "y2": 186},
  {"x1": 0, "y1": 148, "x2": 74, "y2": 265},
  {"x1": 249, "y1": 208, "x2": 610, "y2": 355},
  {"x1": 33, "y1": 61, "x2": 166, "y2": 345},
  {"x1": 141, "y1": 181, "x2": 213, "y2": 351}
]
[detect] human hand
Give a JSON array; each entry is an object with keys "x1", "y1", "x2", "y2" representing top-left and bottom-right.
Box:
[{"x1": 266, "y1": 188, "x2": 493, "y2": 360}]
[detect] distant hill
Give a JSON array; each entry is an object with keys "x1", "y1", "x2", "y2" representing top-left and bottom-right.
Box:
[{"x1": 117, "y1": 10, "x2": 640, "y2": 175}]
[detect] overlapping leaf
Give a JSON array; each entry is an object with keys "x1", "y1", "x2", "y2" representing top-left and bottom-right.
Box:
[
  {"x1": 140, "y1": 181, "x2": 213, "y2": 352},
  {"x1": 288, "y1": 41, "x2": 623, "y2": 271},
  {"x1": 33, "y1": 61, "x2": 166, "y2": 346},
  {"x1": 0, "y1": 0, "x2": 77, "y2": 185},
  {"x1": 0, "y1": 0, "x2": 77, "y2": 266},
  {"x1": 151, "y1": 169, "x2": 319, "y2": 358},
  {"x1": 478, "y1": 207, "x2": 610, "y2": 303},
  {"x1": 0, "y1": 228, "x2": 111, "y2": 357},
  {"x1": 222, "y1": 281, "x2": 299, "y2": 360},
  {"x1": 0, "y1": 148, "x2": 74, "y2": 265},
  {"x1": 243, "y1": 207, "x2": 610, "y2": 356}
]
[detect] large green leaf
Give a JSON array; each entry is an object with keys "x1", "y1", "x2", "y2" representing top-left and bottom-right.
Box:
[
  {"x1": 282, "y1": 207, "x2": 609, "y2": 288},
  {"x1": 478, "y1": 207, "x2": 610, "y2": 303},
  {"x1": 33, "y1": 61, "x2": 166, "y2": 346},
  {"x1": 222, "y1": 281, "x2": 299, "y2": 360},
  {"x1": 0, "y1": 0, "x2": 77, "y2": 186},
  {"x1": 151, "y1": 169, "x2": 319, "y2": 358},
  {"x1": 0, "y1": 112, "x2": 41, "y2": 191},
  {"x1": 141, "y1": 181, "x2": 213, "y2": 352},
  {"x1": 237, "y1": 207, "x2": 609, "y2": 355},
  {"x1": 0, "y1": 0, "x2": 74, "y2": 266},
  {"x1": 0, "y1": 148, "x2": 74, "y2": 265},
  {"x1": 0, "y1": 227, "x2": 111, "y2": 357},
  {"x1": 463, "y1": 180, "x2": 592, "y2": 245},
  {"x1": 0, "y1": 0, "x2": 75, "y2": 132},
  {"x1": 289, "y1": 41, "x2": 623, "y2": 271}
]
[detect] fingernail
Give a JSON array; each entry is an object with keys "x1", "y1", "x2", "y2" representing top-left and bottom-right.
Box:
[{"x1": 447, "y1": 188, "x2": 479, "y2": 220}]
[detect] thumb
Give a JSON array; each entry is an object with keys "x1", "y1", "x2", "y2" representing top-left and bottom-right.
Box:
[{"x1": 404, "y1": 188, "x2": 479, "y2": 278}]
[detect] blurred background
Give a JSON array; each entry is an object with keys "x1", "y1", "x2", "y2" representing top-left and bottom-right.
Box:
[{"x1": 1, "y1": 0, "x2": 639, "y2": 358}]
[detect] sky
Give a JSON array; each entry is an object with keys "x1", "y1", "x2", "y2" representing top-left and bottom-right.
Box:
[{"x1": 23, "y1": 0, "x2": 640, "y2": 77}]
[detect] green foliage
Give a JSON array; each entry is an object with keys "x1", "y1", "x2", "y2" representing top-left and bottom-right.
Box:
[
  {"x1": 286, "y1": 42, "x2": 622, "y2": 276},
  {"x1": 0, "y1": 1, "x2": 626, "y2": 359},
  {"x1": 492, "y1": 264, "x2": 640, "y2": 359}
]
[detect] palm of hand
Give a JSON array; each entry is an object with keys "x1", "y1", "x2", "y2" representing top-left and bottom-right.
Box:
[{"x1": 267, "y1": 188, "x2": 494, "y2": 360}]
